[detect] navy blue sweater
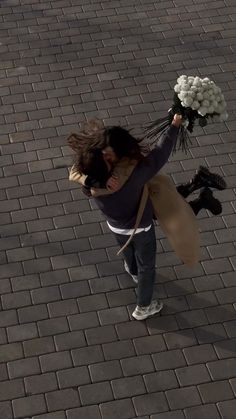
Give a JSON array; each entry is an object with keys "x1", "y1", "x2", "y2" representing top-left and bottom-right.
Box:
[{"x1": 94, "y1": 124, "x2": 179, "y2": 230}]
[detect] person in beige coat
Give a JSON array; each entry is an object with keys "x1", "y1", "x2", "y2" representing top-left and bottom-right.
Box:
[{"x1": 68, "y1": 118, "x2": 226, "y2": 320}]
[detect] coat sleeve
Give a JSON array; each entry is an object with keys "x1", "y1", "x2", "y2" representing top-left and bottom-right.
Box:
[{"x1": 69, "y1": 164, "x2": 87, "y2": 185}]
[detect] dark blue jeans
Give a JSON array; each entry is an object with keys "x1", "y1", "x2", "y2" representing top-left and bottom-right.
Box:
[{"x1": 114, "y1": 223, "x2": 156, "y2": 307}]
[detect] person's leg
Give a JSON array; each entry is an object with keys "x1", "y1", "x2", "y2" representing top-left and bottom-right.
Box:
[
  {"x1": 131, "y1": 224, "x2": 163, "y2": 320},
  {"x1": 177, "y1": 165, "x2": 226, "y2": 199},
  {"x1": 133, "y1": 224, "x2": 157, "y2": 307},
  {"x1": 114, "y1": 233, "x2": 138, "y2": 276}
]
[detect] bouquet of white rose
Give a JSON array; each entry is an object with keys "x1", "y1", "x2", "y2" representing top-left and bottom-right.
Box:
[{"x1": 144, "y1": 75, "x2": 228, "y2": 153}]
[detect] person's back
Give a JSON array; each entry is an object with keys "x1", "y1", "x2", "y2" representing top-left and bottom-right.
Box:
[{"x1": 94, "y1": 124, "x2": 179, "y2": 231}]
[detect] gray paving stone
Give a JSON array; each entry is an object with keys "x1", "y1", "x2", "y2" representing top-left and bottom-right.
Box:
[
  {"x1": 0, "y1": 401, "x2": 13, "y2": 419},
  {"x1": 79, "y1": 381, "x2": 113, "y2": 406},
  {"x1": 133, "y1": 392, "x2": 169, "y2": 416},
  {"x1": 77, "y1": 294, "x2": 108, "y2": 313},
  {"x1": 38, "y1": 317, "x2": 69, "y2": 337},
  {"x1": 89, "y1": 276, "x2": 119, "y2": 294},
  {"x1": 31, "y1": 286, "x2": 61, "y2": 304},
  {"x1": 32, "y1": 413, "x2": 66, "y2": 419},
  {"x1": 72, "y1": 345, "x2": 104, "y2": 366},
  {"x1": 89, "y1": 360, "x2": 122, "y2": 383},
  {"x1": 176, "y1": 309, "x2": 208, "y2": 329},
  {"x1": 23, "y1": 337, "x2": 55, "y2": 357},
  {"x1": 12, "y1": 394, "x2": 47, "y2": 419},
  {"x1": 151, "y1": 412, "x2": 185, "y2": 419},
  {"x1": 164, "y1": 329, "x2": 197, "y2": 349},
  {"x1": 121, "y1": 354, "x2": 154, "y2": 376},
  {"x1": 147, "y1": 314, "x2": 179, "y2": 335},
  {"x1": 18, "y1": 304, "x2": 48, "y2": 323},
  {"x1": 184, "y1": 404, "x2": 221, "y2": 419},
  {"x1": 69, "y1": 265, "x2": 98, "y2": 281},
  {"x1": 1, "y1": 290, "x2": 31, "y2": 310},
  {"x1": 46, "y1": 388, "x2": 80, "y2": 411},
  {"x1": 0, "y1": 343, "x2": 23, "y2": 363},
  {"x1": 102, "y1": 339, "x2": 136, "y2": 361},
  {"x1": 194, "y1": 323, "x2": 228, "y2": 344},
  {"x1": 153, "y1": 349, "x2": 187, "y2": 371},
  {"x1": 85, "y1": 325, "x2": 117, "y2": 345},
  {"x1": 54, "y1": 331, "x2": 86, "y2": 351},
  {"x1": 68, "y1": 312, "x2": 99, "y2": 331},
  {"x1": 67, "y1": 406, "x2": 101, "y2": 419},
  {"x1": 100, "y1": 398, "x2": 135, "y2": 419},
  {"x1": 111, "y1": 376, "x2": 146, "y2": 399},
  {"x1": 48, "y1": 299, "x2": 78, "y2": 318},
  {"x1": 116, "y1": 320, "x2": 148, "y2": 340},
  {"x1": 11, "y1": 274, "x2": 40, "y2": 292},
  {"x1": 207, "y1": 358, "x2": 236, "y2": 380},
  {"x1": 40, "y1": 351, "x2": 72, "y2": 373},
  {"x1": 166, "y1": 386, "x2": 202, "y2": 410},
  {"x1": 8, "y1": 357, "x2": 40, "y2": 379},
  {"x1": 175, "y1": 364, "x2": 211, "y2": 386},
  {"x1": 217, "y1": 399, "x2": 236, "y2": 419},
  {"x1": 40, "y1": 269, "x2": 70, "y2": 286},
  {"x1": 7, "y1": 323, "x2": 38, "y2": 343},
  {"x1": 25, "y1": 372, "x2": 58, "y2": 395},
  {"x1": 144, "y1": 370, "x2": 178, "y2": 392},
  {"x1": 57, "y1": 366, "x2": 90, "y2": 389},
  {"x1": 133, "y1": 334, "x2": 166, "y2": 355},
  {"x1": 98, "y1": 306, "x2": 129, "y2": 325},
  {"x1": 199, "y1": 380, "x2": 234, "y2": 403}
]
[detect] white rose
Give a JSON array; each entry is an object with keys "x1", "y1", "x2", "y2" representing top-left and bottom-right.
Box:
[
  {"x1": 208, "y1": 106, "x2": 214, "y2": 114},
  {"x1": 202, "y1": 100, "x2": 210, "y2": 107},
  {"x1": 193, "y1": 80, "x2": 202, "y2": 87},
  {"x1": 174, "y1": 84, "x2": 181, "y2": 93},
  {"x1": 197, "y1": 92, "x2": 204, "y2": 101},
  {"x1": 177, "y1": 75, "x2": 187, "y2": 84},
  {"x1": 212, "y1": 100, "x2": 218, "y2": 108},
  {"x1": 182, "y1": 83, "x2": 190, "y2": 91},
  {"x1": 219, "y1": 111, "x2": 228, "y2": 121},
  {"x1": 191, "y1": 101, "x2": 200, "y2": 110},
  {"x1": 183, "y1": 97, "x2": 193, "y2": 107},
  {"x1": 198, "y1": 106, "x2": 207, "y2": 116},
  {"x1": 178, "y1": 92, "x2": 188, "y2": 101}
]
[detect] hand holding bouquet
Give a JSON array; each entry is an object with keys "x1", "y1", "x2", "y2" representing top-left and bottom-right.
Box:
[{"x1": 145, "y1": 75, "x2": 228, "y2": 153}]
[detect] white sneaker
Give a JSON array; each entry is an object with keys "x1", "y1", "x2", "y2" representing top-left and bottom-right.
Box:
[
  {"x1": 124, "y1": 261, "x2": 138, "y2": 284},
  {"x1": 132, "y1": 299, "x2": 163, "y2": 320}
]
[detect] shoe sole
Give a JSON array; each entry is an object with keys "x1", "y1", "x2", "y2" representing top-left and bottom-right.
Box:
[
  {"x1": 199, "y1": 165, "x2": 227, "y2": 190},
  {"x1": 132, "y1": 302, "x2": 163, "y2": 320}
]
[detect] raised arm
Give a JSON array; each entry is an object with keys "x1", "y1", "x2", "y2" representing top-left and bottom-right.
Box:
[{"x1": 133, "y1": 114, "x2": 182, "y2": 184}]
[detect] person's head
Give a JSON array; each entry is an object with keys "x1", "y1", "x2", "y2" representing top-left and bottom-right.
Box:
[
  {"x1": 68, "y1": 119, "x2": 142, "y2": 174},
  {"x1": 76, "y1": 146, "x2": 109, "y2": 184},
  {"x1": 103, "y1": 126, "x2": 142, "y2": 164}
]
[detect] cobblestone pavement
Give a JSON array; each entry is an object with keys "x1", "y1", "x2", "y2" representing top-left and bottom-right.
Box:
[{"x1": 0, "y1": 0, "x2": 236, "y2": 418}]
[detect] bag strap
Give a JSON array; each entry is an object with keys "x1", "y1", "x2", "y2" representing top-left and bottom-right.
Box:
[{"x1": 117, "y1": 184, "x2": 149, "y2": 255}]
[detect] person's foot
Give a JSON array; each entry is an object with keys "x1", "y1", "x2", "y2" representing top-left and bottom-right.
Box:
[
  {"x1": 200, "y1": 187, "x2": 222, "y2": 215},
  {"x1": 132, "y1": 299, "x2": 163, "y2": 321},
  {"x1": 124, "y1": 261, "x2": 138, "y2": 284},
  {"x1": 193, "y1": 166, "x2": 227, "y2": 191}
]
